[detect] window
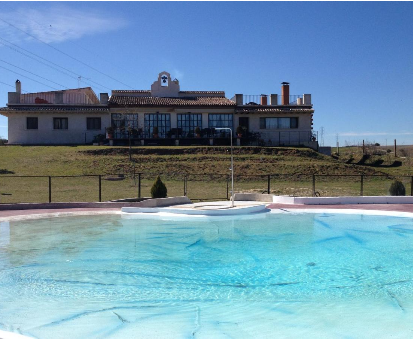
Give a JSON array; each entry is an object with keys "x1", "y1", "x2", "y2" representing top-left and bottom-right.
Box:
[
  {"x1": 259, "y1": 117, "x2": 298, "y2": 129},
  {"x1": 278, "y1": 118, "x2": 290, "y2": 129},
  {"x1": 177, "y1": 114, "x2": 202, "y2": 137},
  {"x1": 290, "y1": 117, "x2": 298, "y2": 128},
  {"x1": 87, "y1": 117, "x2": 101, "y2": 130},
  {"x1": 53, "y1": 118, "x2": 68, "y2": 130},
  {"x1": 209, "y1": 114, "x2": 233, "y2": 129},
  {"x1": 260, "y1": 118, "x2": 277, "y2": 129},
  {"x1": 144, "y1": 113, "x2": 170, "y2": 138},
  {"x1": 26, "y1": 117, "x2": 38, "y2": 130},
  {"x1": 111, "y1": 113, "x2": 139, "y2": 139}
]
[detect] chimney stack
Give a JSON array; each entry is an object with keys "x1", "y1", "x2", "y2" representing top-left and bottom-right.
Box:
[
  {"x1": 260, "y1": 94, "x2": 267, "y2": 105},
  {"x1": 235, "y1": 94, "x2": 243, "y2": 105},
  {"x1": 100, "y1": 93, "x2": 109, "y2": 104},
  {"x1": 15, "y1": 79, "x2": 21, "y2": 94},
  {"x1": 281, "y1": 82, "x2": 289, "y2": 105}
]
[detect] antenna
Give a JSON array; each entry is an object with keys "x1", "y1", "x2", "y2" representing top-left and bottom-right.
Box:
[{"x1": 78, "y1": 76, "x2": 91, "y2": 88}]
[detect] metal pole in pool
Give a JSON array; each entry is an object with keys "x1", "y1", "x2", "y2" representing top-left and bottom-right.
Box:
[{"x1": 216, "y1": 128, "x2": 234, "y2": 208}]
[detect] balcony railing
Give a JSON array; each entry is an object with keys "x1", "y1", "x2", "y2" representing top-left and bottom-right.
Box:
[{"x1": 231, "y1": 94, "x2": 306, "y2": 106}]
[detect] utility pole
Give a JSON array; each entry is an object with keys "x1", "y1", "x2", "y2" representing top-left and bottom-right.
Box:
[
  {"x1": 320, "y1": 126, "x2": 325, "y2": 147},
  {"x1": 336, "y1": 134, "x2": 339, "y2": 156},
  {"x1": 394, "y1": 139, "x2": 397, "y2": 157}
]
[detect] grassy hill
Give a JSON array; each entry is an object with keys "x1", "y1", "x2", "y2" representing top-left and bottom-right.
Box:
[
  {"x1": 0, "y1": 145, "x2": 403, "y2": 177},
  {"x1": 0, "y1": 145, "x2": 412, "y2": 202}
]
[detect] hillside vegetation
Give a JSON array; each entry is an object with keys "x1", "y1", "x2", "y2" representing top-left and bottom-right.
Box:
[
  {"x1": 1, "y1": 145, "x2": 412, "y2": 203},
  {"x1": 0, "y1": 145, "x2": 405, "y2": 177}
]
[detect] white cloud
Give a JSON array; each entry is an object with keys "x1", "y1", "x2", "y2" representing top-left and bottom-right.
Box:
[{"x1": 0, "y1": 6, "x2": 127, "y2": 44}]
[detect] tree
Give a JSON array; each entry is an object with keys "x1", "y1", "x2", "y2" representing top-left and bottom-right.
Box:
[
  {"x1": 150, "y1": 176, "x2": 167, "y2": 198},
  {"x1": 389, "y1": 180, "x2": 405, "y2": 196}
]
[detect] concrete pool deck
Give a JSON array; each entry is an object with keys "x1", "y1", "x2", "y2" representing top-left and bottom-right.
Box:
[{"x1": 2, "y1": 201, "x2": 413, "y2": 221}]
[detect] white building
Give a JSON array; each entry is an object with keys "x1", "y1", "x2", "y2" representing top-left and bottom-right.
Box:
[{"x1": 0, "y1": 73, "x2": 316, "y2": 148}]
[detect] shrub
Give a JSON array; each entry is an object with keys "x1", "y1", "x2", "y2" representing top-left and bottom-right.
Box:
[
  {"x1": 389, "y1": 180, "x2": 406, "y2": 196},
  {"x1": 399, "y1": 149, "x2": 408, "y2": 157},
  {"x1": 150, "y1": 176, "x2": 167, "y2": 198}
]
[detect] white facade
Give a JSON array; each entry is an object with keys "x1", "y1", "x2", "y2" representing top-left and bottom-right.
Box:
[
  {"x1": 0, "y1": 74, "x2": 316, "y2": 148},
  {"x1": 6, "y1": 112, "x2": 110, "y2": 145}
]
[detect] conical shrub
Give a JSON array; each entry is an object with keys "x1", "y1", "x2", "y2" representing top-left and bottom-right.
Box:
[
  {"x1": 389, "y1": 180, "x2": 405, "y2": 196},
  {"x1": 150, "y1": 176, "x2": 167, "y2": 198}
]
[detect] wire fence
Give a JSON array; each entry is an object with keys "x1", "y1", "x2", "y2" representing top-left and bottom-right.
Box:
[{"x1": 0, "y1": 173, "x2": 412, "y2": 204}]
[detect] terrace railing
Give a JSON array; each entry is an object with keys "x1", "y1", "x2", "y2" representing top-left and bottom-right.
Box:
[{"x1": 231, "y1": 95, "x2": 305, "y2": 106}]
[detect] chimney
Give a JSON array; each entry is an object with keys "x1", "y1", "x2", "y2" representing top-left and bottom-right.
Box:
[
  {"x1": 303, "y1": 94, "x2": 312, "y2": 105},
  {"x1": 281, "y1": 82, "x2": 289, "y2": 105},
  {"x1": 235, "y1": 94, "x2": 243, "y2": 105},
  {"x1": 260, "y1": 94, "x2": 267, "y2": 105},
  {"x1": 54, "y1": 91, "x2": 64, "y2": 104},
  {"x1": 15, "y1": 79, "x2": 21, "y2": 94},
  {"x1": 100, "y1": 93, "x2": 109, "y2": 104},
  {"x1": 270, "y1": 94, "x2": 278, "y2": 106}
]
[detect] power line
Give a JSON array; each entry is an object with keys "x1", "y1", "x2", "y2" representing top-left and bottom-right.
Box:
[
  {"x1": 0, "y1": 16, "x2": 134, "y2": 89},
  {"x1": 0, "y1": 80, "x2": 28, "y2": 93},
  {"x1": 0, "y1": 65, "x2": 60, "y2": 90},
  {"x1": 0, "y1": 38, "x2": 111, "y2": 92},
  {"x1": 0, "y1": 58, "x2": 69, "y2": 89}
]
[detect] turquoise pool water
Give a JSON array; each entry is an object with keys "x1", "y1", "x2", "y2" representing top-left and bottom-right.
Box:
[{"x1": 1, "y1": 212, "x2": 413, "y2": 338}]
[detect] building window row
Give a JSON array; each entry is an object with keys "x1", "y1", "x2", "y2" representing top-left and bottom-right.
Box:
[
  {"x1": 259, "y1": 117, "x2": 298, "y2": 129},
  {"x1": 26, "y1": 117, "x2": 102, "y2": 130},
  {"x1": 110, "y1": 113, "x2": 301, "y2": 138},
  {"x1": 177, "y1": 114, "x2": 202, "y2": 137}
]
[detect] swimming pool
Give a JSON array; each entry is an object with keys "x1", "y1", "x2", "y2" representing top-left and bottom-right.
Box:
[{"x1": 1, "y1": 211, "x2": 413, "y2": 338}]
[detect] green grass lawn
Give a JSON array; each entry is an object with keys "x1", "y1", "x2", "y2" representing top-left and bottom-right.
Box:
[{"x1": 0, "y1": 145, "x2": 412, "y2": 203}]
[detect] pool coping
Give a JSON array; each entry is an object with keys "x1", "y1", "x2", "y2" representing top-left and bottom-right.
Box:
[{"x1": 2, "y1": 202, "x2": 413, "y2": 222}]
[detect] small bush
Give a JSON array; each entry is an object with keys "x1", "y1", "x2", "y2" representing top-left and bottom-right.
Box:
[
  {"x1": 389, "y1": 180, "x2": 405, "y2": 196},
  {"x1": 150, "y1": 176, "x2": 167, "y2": 198}
]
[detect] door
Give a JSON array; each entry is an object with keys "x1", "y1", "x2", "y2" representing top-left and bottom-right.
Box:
[{"x1": 238, "y1": 117, "x2": 249, "y2": 132}]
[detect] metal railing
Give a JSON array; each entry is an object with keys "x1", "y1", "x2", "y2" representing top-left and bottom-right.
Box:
[
  {"x1": 231, "y1": 94, "x2": 305, "y2": 106},
  {"x1": 1, "y1": 173, "x2": 412, "y2": 204}
]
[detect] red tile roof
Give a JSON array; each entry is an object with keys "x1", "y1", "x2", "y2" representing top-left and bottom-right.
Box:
[
  {"x1": 112, "y1": 90, "x2": 151, "y2": 93},
  {"x1": 109, "y1": 96, "x2": 235, "y2": 107},
  {"x1": 180, "y1": 91, "x2": 225, "y2": 95},
  {"x1": 236, "y1": 108, "x2": 314, "y2": 114},
  {"x1": 111, "y1": 90, "x2": 225, "y2": 95},
  {"x1": 0, "y1": 106, "x2": 109, "y2": 112}
]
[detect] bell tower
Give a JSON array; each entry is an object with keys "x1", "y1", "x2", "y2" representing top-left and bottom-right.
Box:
[{"x1": 151, "y1": 71, "x2": 180, "y2": 97}]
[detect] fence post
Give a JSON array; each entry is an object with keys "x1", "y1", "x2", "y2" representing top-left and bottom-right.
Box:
[
  {"x1": 312, "y1": 174, "x2": 316, "y2": 197},
  {"x1": 360, "y1": 175, "x2": 364, "y2": 196},
  {"x1": 411, "y1": 176, "x2": 413, "y2": 196},
  {"x1": 226, "y1": 176, "x2": 229, "y2": 200},
  {"x1": 98, "y1": 175, "x2": 102, "y2": 202},
  {"x1": 183, "y1": 175, "x2": 187, "y2": 196},
  {"x1": 138, "y1": 173, "x2": 141, "y2": 198},
  {"x1": 267, "y1": 175, "x2": 271, "y2": 194},
  {"x1": 48, "y1": 176, "x2": 51, "y2": 203}
]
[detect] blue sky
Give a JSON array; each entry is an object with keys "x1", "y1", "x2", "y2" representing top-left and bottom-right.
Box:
[{"x1": 0, "y1": 1, "x2": 412, "y2": 147}]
